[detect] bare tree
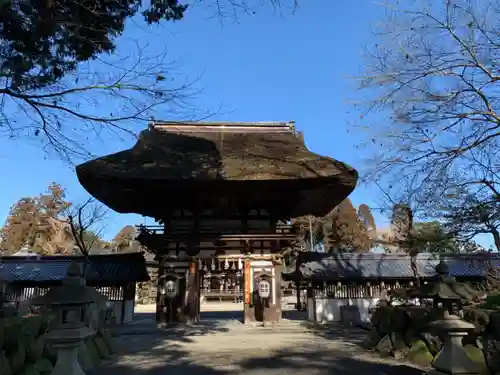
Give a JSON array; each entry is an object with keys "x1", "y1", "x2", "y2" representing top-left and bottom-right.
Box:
[
  {"x1": 358, "y1": 0, "x2": 500, "y2": 204},
  {"x1": 67, "y1": 197, "x2": 110, "y2": 276},
  {"x1": 357, "y1": 0, "x2": 500, "y2": 249},
  {"x1": 443, "y1": 190, "x2": 500, "y2": 250}
]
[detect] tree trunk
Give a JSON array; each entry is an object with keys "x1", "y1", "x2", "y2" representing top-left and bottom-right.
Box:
[
  {"x1": 492, "y1": 229, "x2": 500, "y2": 252},
  {"x1": 83, "y1": 255, "x2": 90, "y2": 279}
]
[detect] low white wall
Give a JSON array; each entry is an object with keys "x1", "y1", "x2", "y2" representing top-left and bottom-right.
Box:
[{"x1": 312, "y1": 297, "x2": 380, "y2": 323}]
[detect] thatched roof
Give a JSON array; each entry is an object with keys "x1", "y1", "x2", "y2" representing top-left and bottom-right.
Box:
[{"x1": 76, "y1": 121, "x2": 357, "y2": 217}]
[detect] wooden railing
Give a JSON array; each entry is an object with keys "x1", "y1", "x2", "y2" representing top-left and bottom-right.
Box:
[
  {"x1": 201, "y1": 288, "x2": 243, "y2": 303},
  {"x1": 1, "y1": 285, "x2": 126, "y2": 316},
  {"x1": 314, "y1": 281, "x2": 414, "y2": 299}
]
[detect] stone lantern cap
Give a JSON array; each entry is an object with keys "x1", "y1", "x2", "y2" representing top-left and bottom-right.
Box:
[
  {"x1": 410, "y1": 261, "x2": 482, "y2": 303},
  {"x1": 31, "y1": 262, "x2": 99, "y2": 307},
  {"x1": 430, "y1": 311, "x2": 476, "y2": 332}
]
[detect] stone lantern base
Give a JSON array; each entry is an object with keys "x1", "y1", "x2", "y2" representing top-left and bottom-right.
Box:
[
  {"x1": 46, "y1": 325, "x2": 94, "y2": 375},
  {"x1": 427, "y1": 313, "x2": 480, "y2": 375}
]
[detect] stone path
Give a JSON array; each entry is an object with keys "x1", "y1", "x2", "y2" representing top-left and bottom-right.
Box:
[{"x1": 98, "y1": 309, "x2": 424, "y2": 375}]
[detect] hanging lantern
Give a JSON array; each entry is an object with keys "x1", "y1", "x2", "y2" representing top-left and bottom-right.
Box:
[
  {"x1": 237, "y1": 258, "x2": 243, "y2": 270},
  {"x1": 211, "y1": 258, "x2": 215, "y2": 270},
  {"x1": 224, "y1": 257, "x2": 229, "y2": 270},
  {"x1": 203, "y1": 263, "x2": 208, "y2": 272}
]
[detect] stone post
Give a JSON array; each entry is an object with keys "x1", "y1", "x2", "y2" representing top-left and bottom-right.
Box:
[{"x1": 427, "y1": 310, "x2": 480, "y2": 375}]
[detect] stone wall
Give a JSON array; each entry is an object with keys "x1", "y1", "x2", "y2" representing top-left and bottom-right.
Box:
[
  {"x1": 364, "y1": 304, "x2": 500, "y2": 373},
  {"x1": 0, "y1": 313, "x2": 114, "y2": 375}
]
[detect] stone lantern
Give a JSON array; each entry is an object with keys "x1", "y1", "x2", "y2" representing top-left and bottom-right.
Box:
[
  {"x1": 416, "y1": 261, "x2": 483, "y2": 375},
  {"x1": 32, "y1": 262, "x2": 97, "y2": 375},
  {"x1": 418, "y1": 261, "x2": 483, "y2": 313}
]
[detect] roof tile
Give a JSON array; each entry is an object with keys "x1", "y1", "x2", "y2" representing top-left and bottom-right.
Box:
[
  {"x1": 0, "y1": 252, "x2": 150, "y2": 284},
  {"x1": 296, "y1": 252, "x2": 497, "y2": 280}
]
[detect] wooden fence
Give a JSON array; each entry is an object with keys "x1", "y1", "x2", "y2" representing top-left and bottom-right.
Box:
[
  {"x1": 1, "y1": 285, "x2": 125, "y2": 315},
  {"x1": 312, "y1": 281, "x2": 414, "y2": 299}
]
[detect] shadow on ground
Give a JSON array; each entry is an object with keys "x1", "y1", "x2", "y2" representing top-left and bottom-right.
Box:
[
  {"x1": 99, "y1": 342, "x2": 422, "y2": 375},
  {"x1": 298, "y1": 321, "x2": 369, "y2": 345},
  {"x1": 237, "y1": 348, "x2": 423, "y2": 375},
  {"x1": 98, "y1": 308, "x2": 422, "y2": 375},
  {"x1": 132, "y1": 310, "x2": 245, "y2": 323},
  {"x1": 115, "y1": 311, "x2": 234, "y2": 343}
]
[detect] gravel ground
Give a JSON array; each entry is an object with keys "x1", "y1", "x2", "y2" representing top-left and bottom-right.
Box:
[{"x1": 98, "y1": 308, "x2": 423, "y2": 375}]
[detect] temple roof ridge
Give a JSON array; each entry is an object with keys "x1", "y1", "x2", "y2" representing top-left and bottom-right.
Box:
[{"x1": 149, "y1": 120, "x2": 297, "y2": 134}]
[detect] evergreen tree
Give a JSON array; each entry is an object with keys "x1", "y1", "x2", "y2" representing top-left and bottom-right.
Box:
[
  {"x1": 322, "y1": 199, "x2": 375, "y2": 252},
  {"x1": 0, "y1": 182, "x2": 108, "y2": 254}
]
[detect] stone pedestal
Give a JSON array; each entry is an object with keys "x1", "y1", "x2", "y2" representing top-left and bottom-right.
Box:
[
  {"x1": 243, "y1": 259, "x2": 282, "y2": 324},
  {"x1": 46, "y1": 325, "x2": 94, "y2": 375},
  {"x1": 427, "y1": 312, "x2": 479, "y2": 375}
]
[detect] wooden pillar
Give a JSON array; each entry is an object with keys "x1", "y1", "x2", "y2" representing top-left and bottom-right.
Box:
[
  {"x1": 156, "y1": 258, "x2": 165, "y2": 324},
  {"x1": 184, "y1": 258, "x2": 200, "y2": 324},
  {"x1": 274, "y1": 260, "x2": 282, "y2": 323},
  {"x1": 184, "y1": 206, "x2": 201, "y2": 324},
  {"x1": 243, "y1": 258, "x2": 252, "y2": 324},
  {"x1": 157, "y1": 214, "x2": 171, "y2": 325}
]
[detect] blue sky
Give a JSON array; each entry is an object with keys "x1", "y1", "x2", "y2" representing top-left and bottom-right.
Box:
[{"x1": 1, "y1": 1, "x2": 490, "y2": 246}]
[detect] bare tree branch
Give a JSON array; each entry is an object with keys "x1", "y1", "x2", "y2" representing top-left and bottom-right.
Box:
[
  {"x1": 191, "y1": 0, "x2": 299, "y2": 23},
  {"x1": 1, "y1": 41, "x2": 207, "y2": 161},
  {"x1": 357, "y1": 0, "x2": 500, "y2": 246},
  {"x1": 66, "y1": 197, "x2": 109, "y2": 275}
]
